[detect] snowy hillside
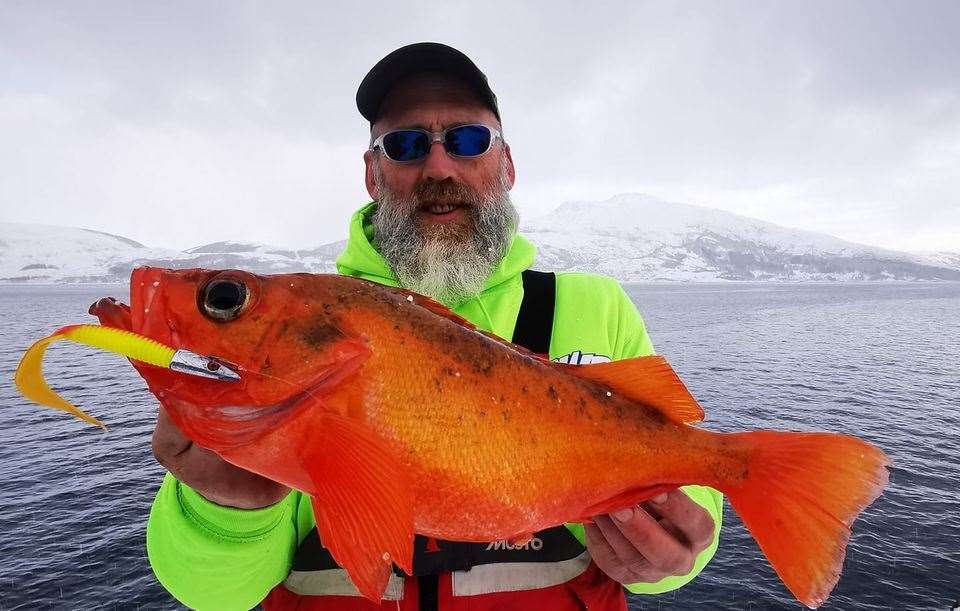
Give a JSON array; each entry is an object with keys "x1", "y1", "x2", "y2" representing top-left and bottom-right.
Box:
[
  {"x1": 921, "y1": 251, "x2": 960, "y2": 271},
  {"x1": 522, "y1": 194, "x2": 960, "y2": 281},
  {"x1": 0, "y1": 223, "x2": 340, "y2": 283},
  {"x1": 2, "y1": 196, "x2": 957, "y2": 284},
  {"x1": 126, "y1": 239, "x2": 344, "y2": 277},
  {"x1": 0, "y1": 223, "x2": 181, "y2": 282}
]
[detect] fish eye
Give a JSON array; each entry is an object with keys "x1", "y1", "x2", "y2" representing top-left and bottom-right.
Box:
[{"x1": 199, "y1": 276, "x2": 249, "y2": 322}]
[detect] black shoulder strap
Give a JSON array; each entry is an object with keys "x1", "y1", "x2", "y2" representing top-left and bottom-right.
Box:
[{"x1": 512, "y1": 270, "x2": 557, "y2": 354}]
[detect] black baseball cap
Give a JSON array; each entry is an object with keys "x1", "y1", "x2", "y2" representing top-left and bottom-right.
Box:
[{"x1": 356, "y1": 42, "x2": 501, "y2": 124}]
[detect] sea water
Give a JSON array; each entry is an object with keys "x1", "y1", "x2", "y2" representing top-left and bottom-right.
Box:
[{"x1": 0, "y1": 283, "x2": 957, "y2": 610}]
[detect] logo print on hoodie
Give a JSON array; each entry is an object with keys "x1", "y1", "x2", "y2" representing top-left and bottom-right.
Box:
[{"x1": 553, "y1": 351, "x2": 611, "y2": 365}]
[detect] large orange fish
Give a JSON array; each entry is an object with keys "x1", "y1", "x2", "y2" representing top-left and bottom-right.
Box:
[{"x1": 20, "y1": 267, "x2": 889, "y2": 608}]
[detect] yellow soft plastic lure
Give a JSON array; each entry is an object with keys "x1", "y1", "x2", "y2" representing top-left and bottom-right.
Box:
[{"x1": 14, "y1": 324, "x2": 239, "y2": 430}]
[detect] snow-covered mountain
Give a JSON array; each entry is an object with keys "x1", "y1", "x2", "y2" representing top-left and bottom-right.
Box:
[
  {"x1": 521, "y1": 194, "x2": 960, "y2": 281},
  {"x1": 920, "y1": 251, "x2": 960, "y2": 271},
  {"x1": 0, "y1": 223, "x2": 180, "y2": 283},
  {"x1": 0, "y1": 223, "x2": 341, "y2": 283},
  {"x1": 2, "y1": 195, "x2": 957, "y2": 283},
  {"x1": 118, "y1": 239, "x2": 345, "y2": 278}
]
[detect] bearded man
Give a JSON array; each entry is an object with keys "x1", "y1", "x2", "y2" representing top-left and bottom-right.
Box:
[{"x1": 147, "y1": 43, "x2": 722, "y2": 611}]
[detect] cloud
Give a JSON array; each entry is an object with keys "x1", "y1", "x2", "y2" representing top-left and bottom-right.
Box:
[
  {"x1": 0, "y1": 90, "x2": 365, "y2": 248},
  {"x1": 1, "y1": 1, "x2": 958, "y2": 252}
]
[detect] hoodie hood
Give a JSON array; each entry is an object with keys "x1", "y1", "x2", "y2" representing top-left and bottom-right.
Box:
[{"x1": 335, "y1": 201, "x2": 536, "y2": 301}]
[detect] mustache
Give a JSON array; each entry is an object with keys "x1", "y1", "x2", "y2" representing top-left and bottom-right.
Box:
[{"x1": 412, "y1": 179, "x2": 480, "y2": 207}]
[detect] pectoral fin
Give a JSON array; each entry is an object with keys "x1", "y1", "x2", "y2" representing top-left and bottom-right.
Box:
[{"x1": 304, "y1": 413, "x2": 415, "y2": 602}]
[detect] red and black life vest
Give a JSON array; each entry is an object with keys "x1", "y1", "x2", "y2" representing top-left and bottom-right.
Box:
[{"x1": 262, "y1": 271, "x2": 628, "y2": 611}]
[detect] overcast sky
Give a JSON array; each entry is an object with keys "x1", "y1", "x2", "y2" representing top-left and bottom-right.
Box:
[{"x1": 2, "y1": 1, "x2": 958, "y2": 253}]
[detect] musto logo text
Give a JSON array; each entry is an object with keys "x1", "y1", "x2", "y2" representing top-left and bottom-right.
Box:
[{"x1": 485, "y1": 538, "x2": 544, "y2": 551}]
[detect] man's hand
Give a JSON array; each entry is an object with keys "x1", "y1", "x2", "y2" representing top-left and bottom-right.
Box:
[
  {"x1": 152, "y1": 406, "x2": 290, "y2": 509},
  {"x1": 585, "y1": 489, "x2": 715, "y2": 585}
]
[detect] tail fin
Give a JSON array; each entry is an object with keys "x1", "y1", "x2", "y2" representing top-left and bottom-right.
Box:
[{"x1": 722, "y1": 431, "x2": 889, "y2": 609}]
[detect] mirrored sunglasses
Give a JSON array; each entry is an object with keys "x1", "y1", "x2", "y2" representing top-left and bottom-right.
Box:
[{"x1": 370, "y1": 124, "x2": 502, "y2": 163}]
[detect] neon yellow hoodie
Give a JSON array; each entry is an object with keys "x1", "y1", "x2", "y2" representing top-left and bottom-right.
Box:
[{"x1": 146, "y1": 202, "x2": 723, "y2": 609}]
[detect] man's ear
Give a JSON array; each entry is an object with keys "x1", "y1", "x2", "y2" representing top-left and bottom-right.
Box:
[
  {"x1": 363, "y1": 150, "x2": 380, "y2": 201},
  {"x1": 503, "y1": 142, "x2": 516, "y2": 190}
]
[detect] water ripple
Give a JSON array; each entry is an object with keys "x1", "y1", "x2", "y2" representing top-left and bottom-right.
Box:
[{"x1": 1, "y1": 283, "x2": 959, "y2": 610}]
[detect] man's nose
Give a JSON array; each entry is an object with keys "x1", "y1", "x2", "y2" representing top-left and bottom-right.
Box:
[{"x1": 420, "y1": 140, "x2": 459, "y2": 182}]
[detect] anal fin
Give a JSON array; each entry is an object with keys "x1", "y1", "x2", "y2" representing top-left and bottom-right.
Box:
[{"x1": 577, "y1": 484, "x2": 679, "y2": 521}]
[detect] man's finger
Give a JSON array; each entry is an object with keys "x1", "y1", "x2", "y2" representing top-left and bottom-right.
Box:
[
  {"x1": 584, "y1": 522, "x2": 621, "y2": 568},
  {"x1": 641, "y1": 489, "x2": 715, "y2": 552},
  {"x1": 585, "y1": 521, "x2": 654, "y2": 584},
  {"x1": 610, "y1": 505, "x2": 694, "y2": 575},
  {"x1": 592, "y1": 515, "x2": 651, "y2": 574}
]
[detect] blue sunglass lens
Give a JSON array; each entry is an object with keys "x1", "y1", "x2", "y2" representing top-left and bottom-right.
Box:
[
  {"x1": 380, "y1": 125, "x2": 493, "y2": 161},
  {"x1": 382, "y1": 131, "x2": 430, "y2": 162},
  {"x1": 446, "y1": 125, "x2": 492, "y2": 157}
]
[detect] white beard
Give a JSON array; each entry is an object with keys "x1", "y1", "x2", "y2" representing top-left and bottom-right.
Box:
[{"x1": 372, "y1": 156, "x2": 518, "y2": 306}]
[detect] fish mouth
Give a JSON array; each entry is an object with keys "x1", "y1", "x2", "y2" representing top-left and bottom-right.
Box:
[
  {"x1": 89, "y1": 297, "x2": 133, "y2": 331},
  {"x1": 128, "y1": 267, "x2": 166, "y2": 333},
  {"x1": 89, "y1": 267, "x2": 166, "y2": 333}
]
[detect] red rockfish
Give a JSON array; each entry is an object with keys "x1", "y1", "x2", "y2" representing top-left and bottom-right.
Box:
[{"x1": 24, "y1": 267, "x2": 890, "y2": 608}]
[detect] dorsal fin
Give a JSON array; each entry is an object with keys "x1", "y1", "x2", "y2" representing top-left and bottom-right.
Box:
[
  {"x1": 389, "y1": 287, "x2": 552, "y2": 359},
  {"x1": 560, "y1": 356, "x2": 705, "y2": 424},
  {"x1": 390, "y1": 288, "x2": 477, "y2": 330},
  {"x1": 386, "y1": 288, "x2": 701, "y2": 423}
]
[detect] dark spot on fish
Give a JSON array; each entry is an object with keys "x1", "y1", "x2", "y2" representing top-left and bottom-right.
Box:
[
  {"x1": 642, "y1": 405, "x2": 669, "y2": 426},
  {"x1": 393, "y1": 324, "x2": 401, "y2": 331},
  {"x1": 547, "y1": 385, "x2": 559, "y2": 401},
  {"x1": 262, "y1": 355, "x2": 272, "y2": 371},
  {"x1": 614, "y1": 404, "x2": 625, "y2": 420},
  {"x1": 500, "y1": 409, "x2": 511, "y2": 422},
  {"x1": 470, "y1": 358, "x2": 494, "y2": 376},
  {"x1": 498, "y1": 394, "x2": 505, "y2": 403},
  {"x1": 433, "y1": 377, "x2": 442, "y2": 391},
  {"x1": 336, "y1": 294, "x2": 347, "y2": 304},
  {"x1": 302, "y1": 322, "x2": 343, "y2": 348},
  {"x1": 442, "y1": 366, "x2": 456, "y2": 377},
  {"x1": 576, "y1": 397, "x2": 589, "y2": 418},
  {"x1": 521, "y1": 385, "x2": 529, "y2": 394},
  {"x1": 589, "y1": 386, "x2": 611, "y2": 402},
  {"x1": 478, "y1": 410, "x2": 487, "y2": 418}
]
